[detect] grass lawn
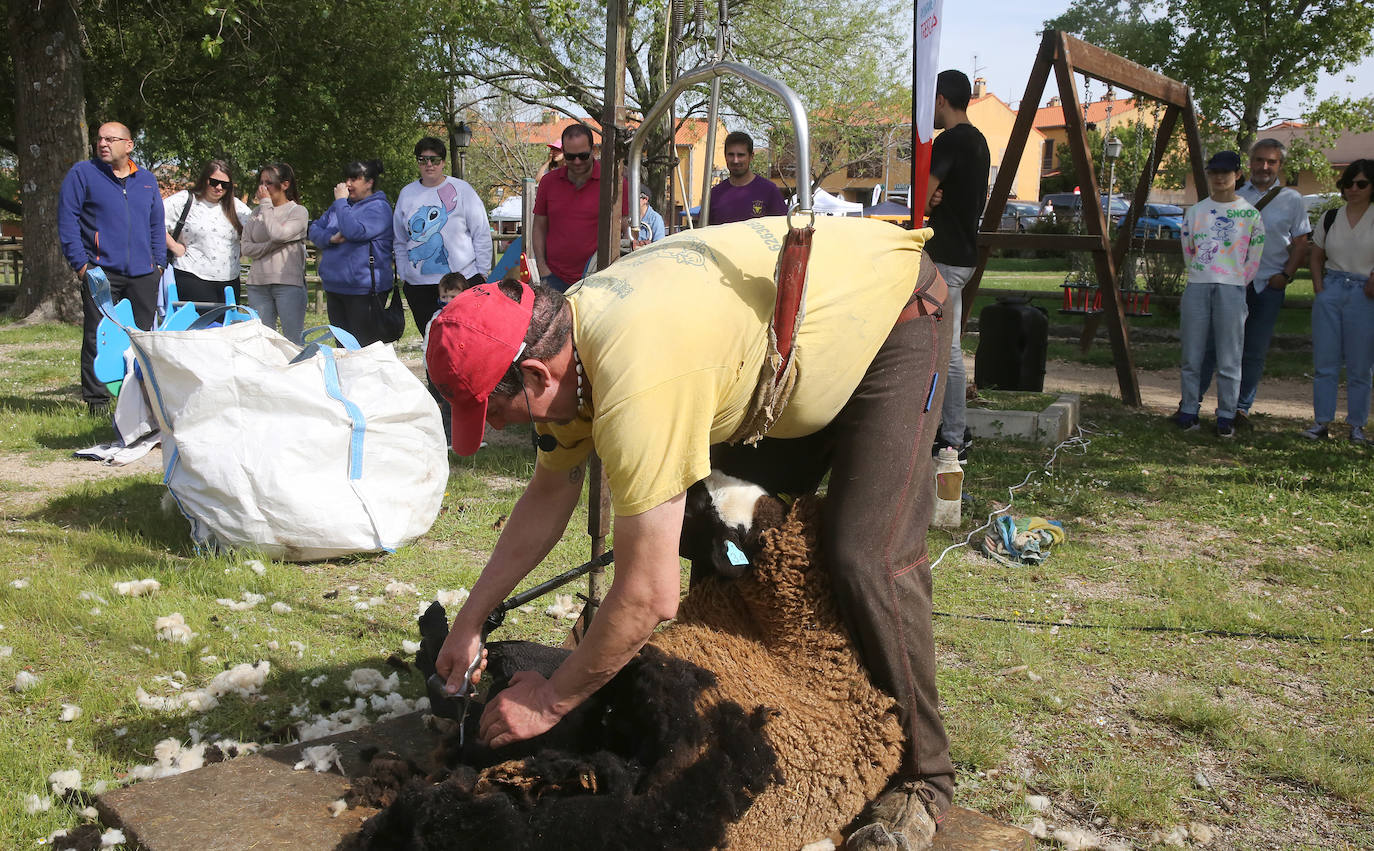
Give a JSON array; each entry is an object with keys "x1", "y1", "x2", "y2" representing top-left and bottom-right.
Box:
[{"x1": 1, "y1": 317, "x2": 1370, "y2": 850}]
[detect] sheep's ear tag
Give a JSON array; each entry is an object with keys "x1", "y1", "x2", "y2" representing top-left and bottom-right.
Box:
[{"x1": 725, "y1": 540, "x2": 750, "y2": 567}]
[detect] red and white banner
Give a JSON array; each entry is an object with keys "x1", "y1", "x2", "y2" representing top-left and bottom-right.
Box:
[{"x1": 911, "y1": 0, "x2": 943, "y2": 226}]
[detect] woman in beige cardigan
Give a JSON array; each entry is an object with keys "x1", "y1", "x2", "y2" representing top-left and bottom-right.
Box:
[{"x1": 241, "y1": 162, "x2": 309, "y2": 343}]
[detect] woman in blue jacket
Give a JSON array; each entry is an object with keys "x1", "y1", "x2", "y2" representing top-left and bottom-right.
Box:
[{"x1": 309, "y1": 159, "x2": 395, "y2": 345}]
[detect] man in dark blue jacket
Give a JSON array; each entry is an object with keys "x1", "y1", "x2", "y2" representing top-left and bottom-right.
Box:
[{"x1": 58, "y1": 121, "x2": 166, "y2": 414}]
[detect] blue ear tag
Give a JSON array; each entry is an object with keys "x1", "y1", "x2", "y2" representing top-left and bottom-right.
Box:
[{"x1": 725, "y1": 540, "x2": 750, "y2": 567}]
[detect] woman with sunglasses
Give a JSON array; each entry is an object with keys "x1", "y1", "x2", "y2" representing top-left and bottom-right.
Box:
[
  {"x1": 164, "y1": 160, "x2": 253, "y2": 305},
  {"x1": 309, "y1": 159, "x2": 394, "y2": 346},
  {"x1": 241, "y1": 162, "x2": 309, "y2": 344},
  {"x1": 1305, "y1": 158, "x2": 1374, "y2": 444}
]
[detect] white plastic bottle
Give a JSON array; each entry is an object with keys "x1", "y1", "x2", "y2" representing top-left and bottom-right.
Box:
[{"x1": 932, "y1": 447, "x2": 963, "y2": 528}]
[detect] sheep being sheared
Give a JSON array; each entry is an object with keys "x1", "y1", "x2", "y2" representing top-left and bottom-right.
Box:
[{"x1": 342, "y1": 494, "x2": 905, "y2": 851}]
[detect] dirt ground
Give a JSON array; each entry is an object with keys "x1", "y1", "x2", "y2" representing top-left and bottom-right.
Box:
[{"x1": 1038, "y1": 357, "x2": 1320, "y2": 421}]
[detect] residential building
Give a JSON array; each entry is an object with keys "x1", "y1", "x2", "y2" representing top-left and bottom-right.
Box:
[{"x1": 765, "y1": 78, "x2": 1047, "y2": 208}]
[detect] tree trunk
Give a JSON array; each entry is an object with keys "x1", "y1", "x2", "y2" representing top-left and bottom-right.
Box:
[{"x1": 8, "y1": 0, "x2": 88, "y2": 323}]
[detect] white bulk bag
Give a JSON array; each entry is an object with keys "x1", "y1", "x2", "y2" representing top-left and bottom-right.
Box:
[{"x1": 110, "y1": 298, "x2": 448, "y2": 560}]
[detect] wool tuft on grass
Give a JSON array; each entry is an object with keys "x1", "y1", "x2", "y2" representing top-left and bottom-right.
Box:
[
  {"x1": 48, "y1": 768, "x2": 81, "y2": 795},
  {"x1": 154, "y1": 613, "x2": 195, "y2": 644},
  {"x1": 344, "y1": 668, "x2": 398, "y2": 695},
  {"x1": 271, "y1": 602, "x2": 293, "y2": 614},
  {"x1": 60, "y1": 703, "x2": 82, "y2": 722},
  {"x1": 14, "y1": 669, "x2": 39, "y2": 692},
  {"x1": 113, "y1": 578, "x2": 160, "y2": 597},
  {"x1": 24, "y1": 793, "x2": 52, "y2": 813}
]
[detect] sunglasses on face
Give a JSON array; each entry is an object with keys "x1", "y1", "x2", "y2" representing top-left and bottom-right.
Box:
[
  {"x1": 98, "y1": 136, "x2": 130, "y2": 144},
  {"x1": 564, "y1": 151, "x2": 593, "y2": 161},
  {"x1": 416, "y1": 156, "x2": 444, "y2": 165},
  {"x1": 206, "y1": 178, "x2": 231, "y2": 190},
  {"x1": 1347, "y1": 179, "x2": 1371, "y2": 190}
]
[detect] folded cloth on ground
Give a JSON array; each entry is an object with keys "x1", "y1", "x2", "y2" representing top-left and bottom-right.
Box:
[
  {"x1": 73, "y1": 432, "x2": 160, "y2": 466},
  {"x1": 978, "y1": 515, "x2": 1065, "y2": 566}
]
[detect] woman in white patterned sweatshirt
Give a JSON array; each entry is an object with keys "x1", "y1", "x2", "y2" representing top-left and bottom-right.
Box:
[{"x1": 1173, "y1": 150, "x2": 1266, "y2": 438}]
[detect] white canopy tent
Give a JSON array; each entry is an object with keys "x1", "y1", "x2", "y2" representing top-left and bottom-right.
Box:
[
  {"x1": 792, "y1": 187, "x2": 863, "y2": 216},
  {"x1": 489, "y1": 196, "x2": 523, "y2": 222}
]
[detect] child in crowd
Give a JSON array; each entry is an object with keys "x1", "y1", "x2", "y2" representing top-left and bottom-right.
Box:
[
  {"x1": 422, "y1": 271, "x2": 476, "y2": 354},
  {"x1": 1173, "y1": 150, "x2": 1266, "y2": 438}
]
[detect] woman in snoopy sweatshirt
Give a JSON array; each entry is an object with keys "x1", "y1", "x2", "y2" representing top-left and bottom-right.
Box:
[{"x1": 1173, "y1": 150, "x2": 1266, "y2": 438}]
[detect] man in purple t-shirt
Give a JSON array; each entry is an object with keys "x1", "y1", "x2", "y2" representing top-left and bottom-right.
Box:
[{"x1": 707, "y1": 131, "x2": 788, "y2": 225}]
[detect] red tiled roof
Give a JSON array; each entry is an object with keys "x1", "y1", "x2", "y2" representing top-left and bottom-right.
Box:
[{"x1": 1034, "y1": 97, "x2": 1138, "y2": 130}]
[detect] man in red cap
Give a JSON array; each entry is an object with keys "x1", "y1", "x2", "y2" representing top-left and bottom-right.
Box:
[{"x1": 427, "y1": 216, "x2": 953, "y2": 849}]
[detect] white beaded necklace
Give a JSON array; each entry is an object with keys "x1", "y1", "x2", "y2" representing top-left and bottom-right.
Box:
[{"x1": 573, "y1": 344, "x2": 587, "y2": 412}]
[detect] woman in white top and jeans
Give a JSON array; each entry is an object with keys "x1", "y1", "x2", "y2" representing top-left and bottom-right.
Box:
[
  {"x1": 164, "y1": 160, "x2": 253, "y2": 304},
  {"x1": 1306, "y1": 158, "x2": 1374, "y2": 444},
  {"x1": 241, "y1": 162, "x2": 310, "y2": 344}
]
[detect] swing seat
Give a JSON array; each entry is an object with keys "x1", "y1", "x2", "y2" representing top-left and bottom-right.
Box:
[{"x1": 1058, "y1": 277, "x2": 1101, "y2": 315}]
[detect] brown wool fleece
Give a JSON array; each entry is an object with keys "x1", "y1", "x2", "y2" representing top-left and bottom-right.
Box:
[{"x1": 651, "y1": 497, "x2": 905, "y2": 849}]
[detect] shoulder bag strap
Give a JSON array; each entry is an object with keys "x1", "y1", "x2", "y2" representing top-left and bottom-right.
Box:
[
  {"x1": 1322, "y1": 207, "x2": 1338, "y2": 238},
  {"x1": 1252, "y1": 185, "x2": 1283, "y2": 212},
  {"x1": 171, "y1": 192, "x2": 194, "y2": 241},
  {"x1": 369, "y1": 242, "x2": 377, "y2": 295}
]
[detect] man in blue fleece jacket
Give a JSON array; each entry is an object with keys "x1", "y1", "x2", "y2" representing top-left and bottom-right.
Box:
[{"x1": 58, "y1": 121, "x2": 166, "y2": 413}]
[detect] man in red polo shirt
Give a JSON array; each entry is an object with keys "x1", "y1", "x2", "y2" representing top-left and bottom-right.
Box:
[{"x1": 532, "y1": 123, "x2": 630, "y2": 292}]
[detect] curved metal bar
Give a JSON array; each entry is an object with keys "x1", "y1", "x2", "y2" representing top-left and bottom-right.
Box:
[{"x1": 627, "y1": 60, "x2": 811, "y2": 232}]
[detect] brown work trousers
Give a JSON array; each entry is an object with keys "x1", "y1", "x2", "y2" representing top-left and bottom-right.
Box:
[{"x1": 711, "y1": 269, "x2": 956, "y2": 815}]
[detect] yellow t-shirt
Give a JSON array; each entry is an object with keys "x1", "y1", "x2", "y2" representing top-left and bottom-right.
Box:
[{"x1": 539, "y1": 216, "x2": 930, "y2": 516}]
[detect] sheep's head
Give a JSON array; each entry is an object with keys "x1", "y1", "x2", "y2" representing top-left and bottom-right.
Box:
[{"x1": 680, "y1": 470, "x2": 788, "y2": 580}]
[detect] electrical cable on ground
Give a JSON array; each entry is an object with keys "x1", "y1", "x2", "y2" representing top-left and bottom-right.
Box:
[{"x1": 930, "y1": 423, "x2": 1099, "y2": 571}]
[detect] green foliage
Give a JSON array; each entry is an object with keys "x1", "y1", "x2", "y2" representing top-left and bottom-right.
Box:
[
  {"x1": 1045, "y1": 0, "x2": 1374, "y2": 151},
  {"x1": 1043, "y1": 120, "x2": 1191, "y2": 198},
  {"x1": 76, "y1": 0, "x2": 451, "y2": 213},
  {"x1": 432, "y1": 0, "x2": 904, "y2": 197}
]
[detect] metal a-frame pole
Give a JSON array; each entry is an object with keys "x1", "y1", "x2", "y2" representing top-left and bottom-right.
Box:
[{"x1": 579, "y1": 0, "x2": 629, "y2": 640}]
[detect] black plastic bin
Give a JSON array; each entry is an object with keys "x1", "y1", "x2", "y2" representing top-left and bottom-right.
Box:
[{"x1": 974, "y1": 297, "x2": 1049, "y2": 391}]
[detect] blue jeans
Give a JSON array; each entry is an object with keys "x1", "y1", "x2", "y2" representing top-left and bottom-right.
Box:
[
  {"x1": 246, "y1": 283, "x2": 307, "y2": 345},
  {"x1": 933, "y1": 262, "x2": 973, "y2": 446},
  {"x1": 1198, "y1": 281, "x2": 1285, "y2": 414},
  {"x1": 1311, "y1": 270, "x2": 1374, "y2": 427},
  {"x1": 1178, "y1": 282, "x2": 1247, "y2": 420}
]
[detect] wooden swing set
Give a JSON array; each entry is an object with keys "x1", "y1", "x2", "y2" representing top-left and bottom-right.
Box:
[{"x1": 964, "y1": 29, "x2": 1212, "y2": 407}]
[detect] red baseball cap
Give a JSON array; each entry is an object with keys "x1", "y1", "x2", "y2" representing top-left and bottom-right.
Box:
[{"x1": 425, "y1": 281, "x2": 535, "y2": 455}]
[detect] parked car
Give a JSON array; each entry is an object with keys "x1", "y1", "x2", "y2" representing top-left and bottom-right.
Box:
[
  {"x1": 1039, "y1": 192, "x2": 1129, "y2": 227},
  {"x1": 1303, "y1": 192, "x2": 1340, "y2": 225},
  {"x1": 999, "y1": 200, "x2": 1042, "y2": 231},
  {"x1": 1133, "y1": 203, "x2": 1184, "y2": 238}
]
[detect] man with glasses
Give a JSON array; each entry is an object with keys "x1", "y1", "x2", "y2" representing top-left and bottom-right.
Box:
[
  {"x1": 58, "y1": 121, "x2": 166, "y2": 416},
  {"x1": 531, "y1": 123, "x2": 629, "y2": 292}
]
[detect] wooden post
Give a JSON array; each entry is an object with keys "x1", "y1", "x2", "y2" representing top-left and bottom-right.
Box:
[
  {"x1": 962, "y1": 30, "x2": 1057, "y2": 327},
  {"x1": 583, "y1": 0, "x2": 628, "y2": 630},
  {"x1": 969, "y1": 31, "x2": 1205, "y2": 408}
]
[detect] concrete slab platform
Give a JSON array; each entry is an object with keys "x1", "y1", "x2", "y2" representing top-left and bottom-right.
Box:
[
  {"x1": 96, "y1": 712, "x2": 434, "y2": 851},
  {"x1": 966, "y1": 392, "x2": 1079, "y2": 445},
  {"x1": 98, "y1": 711, "x2": 1031, "y2": 850}
]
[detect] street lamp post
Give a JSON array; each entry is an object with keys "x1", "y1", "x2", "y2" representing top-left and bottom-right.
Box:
[{"x1": 453, "y1": 120, "x2": 472, "y2": 180}]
